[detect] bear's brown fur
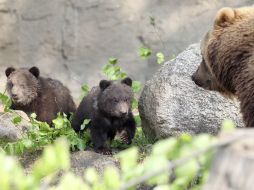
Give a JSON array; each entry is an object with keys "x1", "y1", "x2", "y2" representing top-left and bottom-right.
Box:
[
  {"x1": 5, "y1": 66, "x2": 76, "y2": 124},
  {"x1": 192, "y1": 6, "x2": 254, "y2": 127}
]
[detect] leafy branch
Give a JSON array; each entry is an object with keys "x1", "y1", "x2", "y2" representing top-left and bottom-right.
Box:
[{"x1": 117, "y1": 130, "x2": 247, "y2": 190}]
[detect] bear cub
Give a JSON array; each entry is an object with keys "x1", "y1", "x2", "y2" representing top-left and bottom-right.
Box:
[
  {"x1": 72, "y1": 77, "x2": 136, "y2": 154},
  {"x1": 5, "y1": 66, "x2": 76, "y2": 124}
]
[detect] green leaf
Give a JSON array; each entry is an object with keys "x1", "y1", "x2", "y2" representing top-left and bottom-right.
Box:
[
  {"x1": 84, "y1": 167, "x2": 99, "y2": 184},
  {"x1": 179, "y1": 133, "x2": 192, "y2": 143},
  {"x1": 58, "y1": 173, "x2": 91, "y2": 190},
  {"x1": 80, "y1": 84, "x2": 90, "y2": 99},
  {"x1": 102, "y1": 58, "x2": 127, "y2": 80},
  {"x1": 175, "y1": 159, "x2": 199, "y2": 183},
  {"x1": 132, "y1": 81, "x2": 142, "y2": 93},
  {"x1": 76, "y1": 139, "x2": 85, "y2": 151},
  {"x1": 156, "y1": 52, "x2": 165, "y2": 64},
  {"x1": 116, "y1": 147, "x2": 138, "y2": 173},
  {"x1": 221, "y1": 119, "x2": 236, "y2": 132},
  {"x1": 103, "y1": 167, "x2": 120, "y2": 189},
  {"x1": 22, "y1": 139, "x2": 33, "y2": 148},
  {"x1": 53, "y1": 116, "x2": 64, "y2": 129},
  {"x1": 152, "y1": 138, "x2": 178, "y2": 158},
  {"x1": 30, "y1": 113, "x2": 37, "y2": 119},
  {"x1": 109, "y1": 57, "x2": 118, "y2": 65},
  {"x1": 5, "y1": 143, "x2": 15, "y2": 155},
  {"x1": 139, "y1": 47, "x2": 152, "y2": 59},
  {"x1": 134, "y1": 115, "x2": 141, "y2": 127},
  {"x1": 32, "y1": 138, "x2": 70, "y2": 181},
  {"x1": 12, "y1": 115, "x2": 22, "y2": 125},
  {"x1": 80, "y1": 119, "x2": 91, "y2": 130},
  {"x1": 0, "y1": 92, "x2": 12, "y2": 112},
  {"x1": 150, "y1": 16, "x2": 155, "y2": 26},
  {"x1": 192, "y1": 134, "x2": 214, "y2": 150},
  {"x1": 154, "y1": 185, "x2": 171, "y2": 190},
  {"x1": 39, "y1": 122, "x2": 51, "y2": 132},
  {"x1": 145, "y1": 157, "x2": 169, "y2": 185},
  {"x1": 54, "y1": 138, "x2": 70, "y2": 170},
  {"x1": 132, "y1": 98, "x2": 138, "y2": 109},
  {"x1": 171, "y1": 54, "x2": 176, "y2": 60}
]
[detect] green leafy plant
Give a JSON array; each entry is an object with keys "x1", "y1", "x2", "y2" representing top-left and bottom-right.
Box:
[
  {"x1": 139, "y1": 47, "x2": 152, "y2": 59},
  {"x1": 0, "y1": 133, "x2": 217, "y2": 190},
  {"x1": 150, "y1": 16, "x2": 156, "y2": 26},
  {"x1": 1, "y1": 113, "x2": 88, "y2": 155},
  {"x1": 156, "y1": 52, "x2": 165, "y2": 64},
  {"x1": 0, "y1": 92, "x2": 12, "y2": 112},
  {"x1": 0, "y1": 138, "x2": 70, "y2": 190},
  {"x1": 102, "y1": 57, "x2": 142, "y2": 114},
  {"x1": 80, "y1": 84, "x2": 90, "y2": 100},
  {"x1": 80, "y1": 119, "x2": 91, "y2": 130},
  {"x1": 132, "y1": 81, "x2": 142, "y2": 93},
  {"x1": 103, "y1": 57, "x2": 127, "y2": 80}
]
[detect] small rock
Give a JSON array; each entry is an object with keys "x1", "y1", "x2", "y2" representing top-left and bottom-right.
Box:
[
  {"x1": 70, "y1": 150, "x2": 119, "y2": 176},
  {"x1": 138, "y1": 44, "x2": 244, "y2": 141},
  {"x1": 20, "y1": 150, "x2": 119, "y2": 176},
  {"x1": 0, "y1": 111, "x2": 30, "y2": 142}
]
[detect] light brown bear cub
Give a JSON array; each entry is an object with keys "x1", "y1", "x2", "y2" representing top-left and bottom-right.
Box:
[
  {"x1": 192, "y1": 6, "x2": 254, "y2": 127},
  {"x1": 5, "y1": 66, "x2": 76, "y2": 124}
]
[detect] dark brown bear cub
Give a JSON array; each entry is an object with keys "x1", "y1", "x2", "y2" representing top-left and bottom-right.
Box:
[
  {"x1": 5, "y1": 66, "x2": 76, "y2": 124},
  {"x1": 72, "y1": 77, "x2": 136, "y2": 154},
  {"x1": 192, "y1": 6, "x2": 254, "y2": 127}
]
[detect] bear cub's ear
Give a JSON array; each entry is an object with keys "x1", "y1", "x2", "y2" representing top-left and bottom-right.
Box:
[
  {"x1": 100, "y1": 80, "x2": 112, "y2": 90},
  {"x1": 5, "y1": 67, "x2": 15, "y2": 77},
  {"x1": 29, "y1": 67, "x2": 40, "y2": 78},
  {"x1": 214, "y1": 7, "x2": 235, "y2": 28},
  {"x1": 121, "y1": 77, "x2": 132, "y2": 87}
]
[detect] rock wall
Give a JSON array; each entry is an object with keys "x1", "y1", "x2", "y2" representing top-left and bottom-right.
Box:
[{"x1": 0, "y1": 0, "x2": 252, "y2": 99}]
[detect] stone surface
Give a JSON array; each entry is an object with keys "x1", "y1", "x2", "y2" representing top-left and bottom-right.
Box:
[
  {"x1": 203, "y1": 129, "x2": 254, "y2": 190},
  {"x1": 138, "y1": 44, "x2": 244, "y2": 141},
  {"x1": 0, "y1": 0, "x2": 252, "y2": 100},
  {"x1": 0, "y1": 111, "x2": 30, "y2": 142},
  {"x1": 70, "y1": 150, "x2": 119, "y2": 176},
  {"x1": 20, "y1": 150, "x2": 119, "y2": 176}
]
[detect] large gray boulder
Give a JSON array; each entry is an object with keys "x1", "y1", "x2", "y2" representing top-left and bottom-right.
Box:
[{"x1": 138, "y1": 44, "x2": 244, "y2": 141}]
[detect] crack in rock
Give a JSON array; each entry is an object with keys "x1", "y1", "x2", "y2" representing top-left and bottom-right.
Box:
[{"x1": 21, "y1": 14, "x2": 52, "y2": 21}]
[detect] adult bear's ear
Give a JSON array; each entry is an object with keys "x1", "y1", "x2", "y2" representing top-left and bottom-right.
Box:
[
  {"x1": 214, "y1": 7, "x2": 235, "y2": 28},
  {"x1": 5, "y1": 67, "x2": 15, "y2": 77},
  {"x1": 99, "y1": 80, "x2": 112, "y2": 90},
  {"x1": 121, "y1": 77, "x2": 132, "y2": 87},
  {"x1": 29, "y1": 66, "x2": 40, "y2": 78}
]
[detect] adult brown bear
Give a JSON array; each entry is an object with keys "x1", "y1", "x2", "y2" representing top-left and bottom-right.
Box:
[{"x1": 192, "y1": 6, "x2": 254, "y2": 127}]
